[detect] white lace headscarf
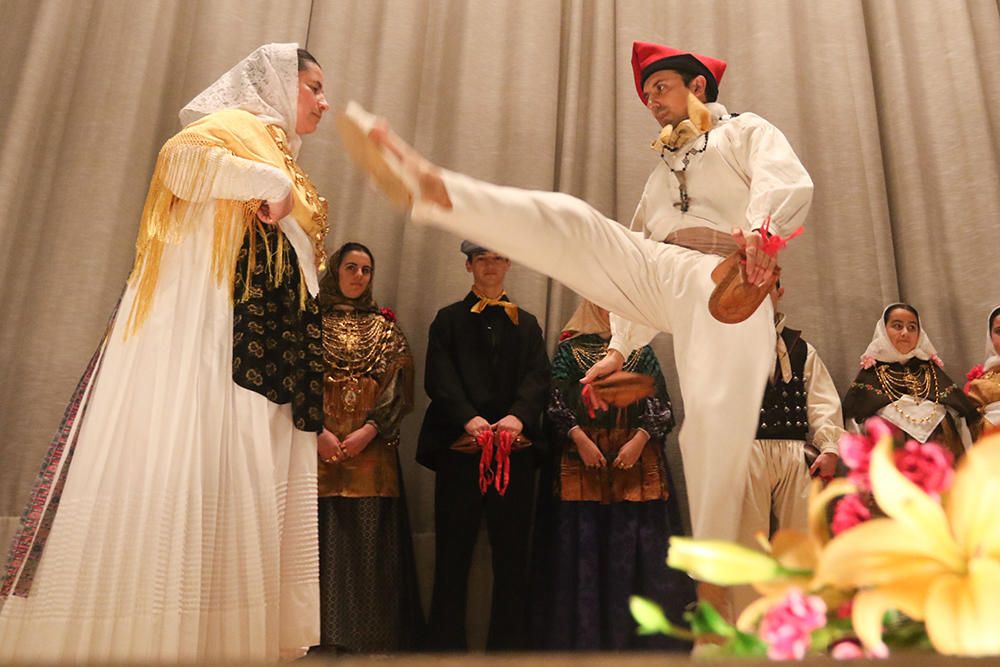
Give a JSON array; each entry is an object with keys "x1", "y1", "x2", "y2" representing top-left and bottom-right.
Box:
[
  {"x1": 863, "y1": 303, "x2": 939, "y2": 364},
  {"x1": 179, "y1": 43, "x2": 302, "y2": 156},
  {"x1": 984, "y1": 306, "x2": 1000, "y2": 373}
]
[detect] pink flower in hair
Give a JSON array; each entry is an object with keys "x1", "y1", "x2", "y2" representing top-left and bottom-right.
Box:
[
  {"x1": 894, "y1": 440, "x2": 954, "y2": 499},
  {"x1": 758, "y1": 588, "x2": 827, "y2": 661},
  {"x1": 965, "y1": 364, "x2": 984, "y2": 394}
]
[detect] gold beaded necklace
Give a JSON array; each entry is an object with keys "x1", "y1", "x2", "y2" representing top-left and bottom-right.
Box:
[
  {"x1": 266, "y1": 125, "x2": 330, "y2": 273},
  {"x1": 569, "y1": 337, "x2": 641, "y2": 373},
  {"x1": 322, "y1": 311, "x2": 395, "y2": 413},
  {"x1": 321, "y1": 312, "x2": 394, "y2": 376},
  {"x1": 874, "y1": 363, "x2": 940, "y2": 425}
]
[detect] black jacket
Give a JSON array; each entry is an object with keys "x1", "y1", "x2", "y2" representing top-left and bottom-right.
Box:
[{"x1": 417, "y1": 292, "x2": 550, "y2": 470}]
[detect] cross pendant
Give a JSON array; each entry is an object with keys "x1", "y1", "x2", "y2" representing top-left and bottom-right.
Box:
[{"x1": 672, "y1": 171, "x2": 690, "y2": 212}]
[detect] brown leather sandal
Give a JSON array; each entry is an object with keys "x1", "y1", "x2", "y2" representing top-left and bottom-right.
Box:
[{"x1": 708, "y1": 250, "x2": 780, "y2": 324}]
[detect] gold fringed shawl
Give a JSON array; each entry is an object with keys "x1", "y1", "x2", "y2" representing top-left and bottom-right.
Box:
[{"x1": 126, "y1": 109, "x2": 329, "y2": 336}]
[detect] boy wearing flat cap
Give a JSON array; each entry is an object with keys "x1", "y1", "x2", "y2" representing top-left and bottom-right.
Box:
[{"x1": 417, "y1": 242, "x2": 549, "y2": 650}]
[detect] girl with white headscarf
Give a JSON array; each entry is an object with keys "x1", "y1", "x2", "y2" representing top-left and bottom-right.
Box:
[
  {"x1": 965, "y1": 306, "x2": 1000, "y2": 431},
  {"x1": 0, "y1": 44, "x2": 331, "y2": 661},
  {"x1": 842, "y1": 304, "x2": 979, "y2": 460}
]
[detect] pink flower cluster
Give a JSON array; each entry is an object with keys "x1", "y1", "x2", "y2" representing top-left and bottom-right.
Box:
[
  {"x1": 831, "y1": 494, "x2": 871, "y2": 535},
  {"x1": 759, "y1": 588, "x2": 827, "y2": 660},
  {"x1": 894, "y1": 440, "x2": 954, "y2": 499},
  {"x1": 839, "y1": 417, "x2": 894, "y2": 490},
  {"x1": 380, "y1": 306, "x2": 397, "y2": 322},
  {"x1": 838, "y1": 417, "x2": 953, "y2": 498}
]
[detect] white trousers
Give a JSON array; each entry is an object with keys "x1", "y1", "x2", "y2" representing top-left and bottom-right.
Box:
[{"x1": 413, "y1": 171, "x2": 775, "y2": 540}]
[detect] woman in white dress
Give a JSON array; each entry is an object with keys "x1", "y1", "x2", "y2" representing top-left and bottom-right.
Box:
[{"x1": 0, "y1": 43, "x2": 333, "y2": 661}]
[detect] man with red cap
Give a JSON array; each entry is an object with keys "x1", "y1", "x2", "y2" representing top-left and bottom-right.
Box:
[{"x1": 338, "y1": 40, "x2": 814, "y2": 617}]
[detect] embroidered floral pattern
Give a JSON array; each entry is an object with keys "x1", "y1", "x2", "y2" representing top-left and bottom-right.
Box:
[{"x1": 232, "y1": 225, "x2": 323, "y2": 432}]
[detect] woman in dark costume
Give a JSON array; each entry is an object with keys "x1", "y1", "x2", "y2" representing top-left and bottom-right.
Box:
[
  {"x1": 843, "y1": 303, "x2": 979, "y2": 460},
  {"x1": 532, "y1": 300, "x2": 694, "y2": 651},
  {"x1": 315, "y1": 242, "x2": 424, "y2": 653}
]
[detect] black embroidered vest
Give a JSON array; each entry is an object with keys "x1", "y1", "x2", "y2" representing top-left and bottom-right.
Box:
[{"x1": 756, "y1": 328, "x2": 808, "y2": 440}]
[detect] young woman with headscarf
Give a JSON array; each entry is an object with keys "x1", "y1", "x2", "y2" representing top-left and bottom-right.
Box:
[
  {"x1": 313, "y1": 242, "x2": 423, "y2": 653},
  {"x1": 0, "y1": 44, "x2": 331, "y2": 661},
  {"x1": 530, "y1": 300, "x2": 693, "y2": 651},
  {"x1": 965, "y1": 305, "x2": 1000, "y2": 433},
  {"x1": 842, "y1": 304, "x2": 979, "y2": 460}
]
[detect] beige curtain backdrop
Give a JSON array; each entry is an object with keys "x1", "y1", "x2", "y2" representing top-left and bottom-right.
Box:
[{"x1": 1, "y1": 0, "x2": 998, "y2": 647}]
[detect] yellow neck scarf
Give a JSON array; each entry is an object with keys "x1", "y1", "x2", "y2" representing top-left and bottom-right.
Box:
[{"x1": 470, "y1": 287, "x2": 519, "y2": 325}]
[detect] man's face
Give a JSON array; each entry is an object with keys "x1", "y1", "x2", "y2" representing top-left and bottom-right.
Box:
[
  {"x1": 466, "y1": 252, "x2": 511, "y2": 291},
  {"x1": 642, "y1": 69, "x2": 703, "y2": 128}
]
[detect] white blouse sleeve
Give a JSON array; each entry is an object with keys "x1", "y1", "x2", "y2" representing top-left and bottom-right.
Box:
[
  {"x1": 608, "y1": 314, "x2": 660, "y2": 358},
  {"x1": 159, "y1": 143, "x2": 292, "y2": 204},
  {"x1": 804, "y1": 342, "x2": 846, "y2": 455},
  {"x1": 731, "y1": 114, "x2": 814, "y2": 238}
]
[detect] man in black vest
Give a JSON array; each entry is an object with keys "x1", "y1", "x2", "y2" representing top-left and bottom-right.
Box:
[
  {"x1": 417, "y1": 241, "x2": 549, "y2": 651},
  {"x1": 733, "y1": 282, "x2": 844, "y2": 612}
]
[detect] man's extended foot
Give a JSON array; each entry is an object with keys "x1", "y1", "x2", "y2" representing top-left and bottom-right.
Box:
[{"x1": 335, "y1": 101, "x2": 452, "y2": 211}]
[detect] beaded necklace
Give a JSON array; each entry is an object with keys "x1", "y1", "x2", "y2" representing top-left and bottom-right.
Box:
[
  {"x1": 266, "y1": 125, "x2": 330, "y2": 273},
  {"x1": 659, "y1": 130, "x2": 711, "y2": 213},
  {"x1": 322, "y1": 311, "x2": 395, "y2": 413},
  {"x1": 569, "y1": 337, "x2": 642, "y2": 373},
  {"x1": 874, "y1": 363, "x2": 940, "y2": 425}
]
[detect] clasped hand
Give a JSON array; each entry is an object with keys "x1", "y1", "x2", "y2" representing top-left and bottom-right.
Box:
[
  {"x1": 464, "y1": 414, "x2": 523, "y2": 441},
  {"x1": 318, "y1": 424, "x2": 377, "y2": 463},
  {"x1": 256, "y1": 190, "x2": 294, "y2": 224}
]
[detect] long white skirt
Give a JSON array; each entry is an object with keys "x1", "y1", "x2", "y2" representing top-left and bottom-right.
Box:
[{"x1": 0, "y1": 210, "x2": 319, "y2": 662}]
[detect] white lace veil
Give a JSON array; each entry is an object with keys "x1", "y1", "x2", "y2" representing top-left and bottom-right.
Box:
[
  {"x1": 984, "y1": 306, "x2": 1000, "y2": 372},
  {"x1": 179, "y1": 43, "x2": 302, "y2": 156},
  {"x1": 862, "y1": 303, "x2": 939, "y2": 364}
]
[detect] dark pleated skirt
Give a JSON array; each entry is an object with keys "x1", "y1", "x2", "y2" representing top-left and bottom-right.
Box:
[
  {"x1": 317, "y1": 487, "x2": 424, "y2": 652},
  {"x1": 531, "y1": 499, "x2": 695, "y2": 651}
]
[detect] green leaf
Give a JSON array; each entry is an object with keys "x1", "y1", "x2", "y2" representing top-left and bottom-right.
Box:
[
  {"x1": 629, "y1": 596, "x2": 672, "y2": 635},
  {"x1": 685, "y1": 601, "x2": 736, "y2": 638},
  {"x1": 725, "y1": 629, "x2": 768, "y2": 657}
]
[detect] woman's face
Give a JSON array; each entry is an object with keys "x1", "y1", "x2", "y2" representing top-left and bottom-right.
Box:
[
  {"x1": 886, "y1": 308, "x2": 920, "y2": 355},
  {"x1": 337, "y1": 250, "x2": 372, "y2": 300},
  {"x1": 991, "y1": 314, "x2": 1000, "y2": 356},
  {"x1": 296, "y1": 61, "x2": 329, "y2": 135}
]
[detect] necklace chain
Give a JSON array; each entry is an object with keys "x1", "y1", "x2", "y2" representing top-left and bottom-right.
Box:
[
  {"x1": 322, "y1": 312, "x2": 393, "y2": 376},
  {"x1": 661, "y1": 130, "x2": 711, "y2": 213},
  {"x1": 875, "y1": 363, "x2": 940, "y2": 425},
  {"x1": 266, "y1": 125, "x2": 330, "y2": 273},
  {"x1": 569, "y1": 338, "x2": 641, "y2": 373}
]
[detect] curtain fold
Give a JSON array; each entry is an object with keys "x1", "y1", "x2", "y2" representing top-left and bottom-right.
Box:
[{"x1": 2, "y1": 2, "x2": 997, "y2": 644}]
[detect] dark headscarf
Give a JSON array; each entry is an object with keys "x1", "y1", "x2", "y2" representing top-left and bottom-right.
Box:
[{"x1": 319, "y1": 242, "x2": 378, "y2": 313}]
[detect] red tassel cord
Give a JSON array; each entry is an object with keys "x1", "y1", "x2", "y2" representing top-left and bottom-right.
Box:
[
  {"x1": 494, "y1": 430, "x2": 513, "y2": 496},
  {"x1": 477, "y1": 429, "x2": 494, "y2": 494},
  {"x1": 758, "y1": 214, "x2": 804, "y2": 257}
]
